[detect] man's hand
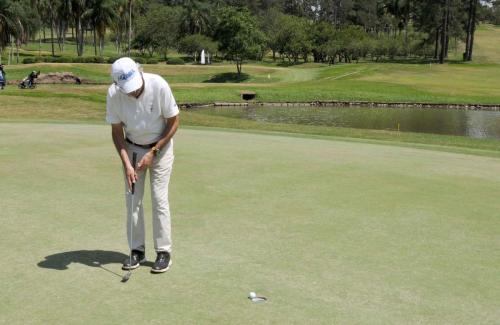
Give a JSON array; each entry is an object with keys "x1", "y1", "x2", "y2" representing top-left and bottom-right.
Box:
[
  {"x1": 137, "y1": 151, "x2": 154, "y2": 171},
  {"x1": 126, "y1": 164, "x2": 137, "y2": 191}
]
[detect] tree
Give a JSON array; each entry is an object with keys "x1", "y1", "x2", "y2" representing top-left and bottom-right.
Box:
[
  {"x1": 1, "y1": 0, "x2": 39, "y2": 63},
  {"x1": 215, "y1": 7, "x2": 265, "y2": 75},
  {"x1": 132, "y1": 4, "x2": 182, "y2": 59},
  {"x1": 178, "y1": 34, "x2": 217, "y2": 62},
  {"x1": 83, "y1": 0, "x2": 118, "y2": 56},
  {"x1": 259, "y1": 7, "x2": 283, "y2": 61},
  {"x1": 311, "y1": 20, "x2": 335, "y2": 62},
  {"x1": 0, "y1": 0, "x2": 18, "y2": 53},
  {"x1": 55, "y1": 0, "x2": 71, "y2": 52},
  {"x1": 38, "y1": 0, "x2": 57, "y2": 56},
  {"x1": 71, "y1": 0, "x2": 86, "y2": 57},
  {"x1": 180, "y1": 0, "x2": 213, "y2": 36},
  {"x1": 275, "y1": 14, "x2": 312, "y2": 63}
]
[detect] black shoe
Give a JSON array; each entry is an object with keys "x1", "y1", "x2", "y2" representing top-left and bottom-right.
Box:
[
  {"x1": 122, "y1": 250, "x2": 146, "y2": 270},
  {"x1": 151, "y1": 251, "x2": 172, "y2": 273}
]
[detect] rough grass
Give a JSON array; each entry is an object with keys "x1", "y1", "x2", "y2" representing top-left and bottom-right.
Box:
[
  {"x1": 1, "y1": 123, "x2": 499, "y2": 324},
  {"x1": 465, "y1": 24, "x2": 500, "y2": 63}
]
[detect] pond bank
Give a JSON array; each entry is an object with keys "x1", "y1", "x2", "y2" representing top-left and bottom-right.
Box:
[{"x1": 179, "y1": 101, "x2": 500, "y2": 111}]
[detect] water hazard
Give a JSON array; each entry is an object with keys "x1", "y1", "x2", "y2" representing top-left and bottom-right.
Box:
[{"x1": 190, "y1": 105, "x2": 500, "y2": 139}]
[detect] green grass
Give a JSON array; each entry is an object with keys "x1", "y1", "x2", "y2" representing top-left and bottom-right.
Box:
[
  {"x1": 3, "y1": 61, "x2": 500, "y2": 104},
  {"x1": 1, "y1": 123, "x2": 499, "y2": 324},
  {"x1": 0, "y1": 88, "x2": 498, "y2": 157}
]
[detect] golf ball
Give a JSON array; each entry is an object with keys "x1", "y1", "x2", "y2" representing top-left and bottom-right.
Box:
[{"x1": 249, "y1": 292, "x2": 256, "y2": 298}]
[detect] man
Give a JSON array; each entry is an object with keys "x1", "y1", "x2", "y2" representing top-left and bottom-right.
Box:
[
  {"x1": 0, "y1": 64, "x2": 5, "y2": 90},
  {"x1": 106, "y1": 57, "x2": 179, "y2": 273}
]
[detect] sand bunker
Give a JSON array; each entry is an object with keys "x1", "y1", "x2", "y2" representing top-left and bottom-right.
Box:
[{"x1": 36, "y1": 72, "x2": 83, "y2": 84}]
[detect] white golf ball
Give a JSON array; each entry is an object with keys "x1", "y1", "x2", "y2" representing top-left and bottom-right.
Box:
[{"x1": 249, "y1": 292, "x2": 256, "y2": 298}]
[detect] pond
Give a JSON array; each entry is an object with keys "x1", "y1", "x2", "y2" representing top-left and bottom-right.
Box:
[{"x1": 190, "y1": 105, "x2": 500, "y2": 139}]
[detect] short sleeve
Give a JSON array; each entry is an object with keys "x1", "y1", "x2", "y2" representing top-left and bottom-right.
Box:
[
  {"x1": 160, "y1": 81, "x2": 179, "y2": 119},
  {"x1": 106, "y1": 88, "x2": 121, "y2": 124}
]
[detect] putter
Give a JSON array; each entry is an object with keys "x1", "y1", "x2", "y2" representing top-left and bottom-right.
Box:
[{"x1": 122, "y1": 152, "x2": 137, "y2": 283}]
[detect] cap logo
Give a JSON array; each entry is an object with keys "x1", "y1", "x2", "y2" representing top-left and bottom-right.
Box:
[{"x1": 118, "y1": 70, "x2": 136, "y2": 82}]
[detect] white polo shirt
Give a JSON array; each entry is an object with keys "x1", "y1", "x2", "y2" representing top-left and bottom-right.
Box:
[{"x1": 106, "y1": 72, "x2": 179, "y2": 145}]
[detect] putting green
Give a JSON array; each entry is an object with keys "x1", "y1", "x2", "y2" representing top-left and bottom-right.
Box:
[{"x1": 1, "y1": 123, "x2": 499, "y2": 324}]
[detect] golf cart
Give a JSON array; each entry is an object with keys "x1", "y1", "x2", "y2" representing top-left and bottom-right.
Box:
[{"x1": 19, "y1": 70, "x2": 40, "y2": 89}]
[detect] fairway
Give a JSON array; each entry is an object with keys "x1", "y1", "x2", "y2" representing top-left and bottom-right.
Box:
[{"x1": 1, "y1": 123, "x2": 499, "y2": 324}]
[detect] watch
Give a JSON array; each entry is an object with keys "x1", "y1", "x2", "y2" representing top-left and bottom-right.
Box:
[{"x1": 152, "y1": 146, "x2": 160, "y2": 156}]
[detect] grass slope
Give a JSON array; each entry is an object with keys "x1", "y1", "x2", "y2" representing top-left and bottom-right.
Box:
[{"x1": 1, "y1": 123, "x2": 499, "y2": 324}]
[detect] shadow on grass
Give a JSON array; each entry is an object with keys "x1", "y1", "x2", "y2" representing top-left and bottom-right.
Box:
[
  {"x1": 38, "y1": 250, "x2": 154, "y2": 276},
  {"x1": 204, "y1": 72, "x2": 249, "y2": 83},
  {"x1": 372, "y1": 58, "x2": 438, "y2": 64},
  {"x1": 277, "y1": 61, "x2": 306, "y2": 67}
]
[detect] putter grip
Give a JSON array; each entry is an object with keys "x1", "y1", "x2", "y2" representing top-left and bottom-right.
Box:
[{"x1": 131, "y1": 152, "x2": 137, "y2": 195}]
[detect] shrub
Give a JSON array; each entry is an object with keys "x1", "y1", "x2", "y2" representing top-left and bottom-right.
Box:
[
  {"x1": 107, "y1": 56, "x2": 122, "y2": 64},
  {"x1": 146, "y1": 58, "x2": 159, "y2": 64},
  {"x1": 132, "y1": 57, "x2": 146, "y2": 64},
  {"x1": 23, "y1": 57, "x2": 38, "y2": 64},
  {"x1": 166, "y1": 57, "x2": 184, "y2": 65},
  {"x1": 86, "y1": 56, "x2": 104, "y2": 63},
  {"x1": 72, "y1": 57, "x2": 85, "y2": 63},
  {"x1": 49, "y1": 56, "x2": 73, "y2": 63}
]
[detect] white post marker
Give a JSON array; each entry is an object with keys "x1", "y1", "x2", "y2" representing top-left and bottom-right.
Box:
[{"x1": 200, "y1": 49, "x2": 206, "y2": 65}]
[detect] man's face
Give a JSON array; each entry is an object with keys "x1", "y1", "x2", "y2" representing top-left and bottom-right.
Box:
[
  {"x1": 127, "y1": 87, "x2": 142, "y2": 98},
  {"x1": 126, "y1": 77, "x2": 144, "y2": 98}
]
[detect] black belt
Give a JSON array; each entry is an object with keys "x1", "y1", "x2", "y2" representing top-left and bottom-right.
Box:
[{"x1": 126, "y1": 137, "x2": 157, "y2": 149}]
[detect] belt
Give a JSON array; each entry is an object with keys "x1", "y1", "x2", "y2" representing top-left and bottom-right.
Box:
[{"x1": 126, "y1": 137, "x2": 157, "y2": 149}]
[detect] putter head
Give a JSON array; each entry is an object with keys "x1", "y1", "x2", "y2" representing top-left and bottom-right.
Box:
[{"x1": 121, "y1": 272, "x2": 131, "y2": 283}]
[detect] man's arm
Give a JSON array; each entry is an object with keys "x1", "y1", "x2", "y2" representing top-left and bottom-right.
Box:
[
  {"x1": 137, "y1": 114, "x2": 179, "y2": 171},
  {"x1": 111, "y1": 123, "x2": 136, "y2": 190}
]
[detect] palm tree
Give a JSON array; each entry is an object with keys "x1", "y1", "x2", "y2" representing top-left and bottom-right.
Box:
[
  {"x1": 38, "y1": 0, "x2": 58, "y2": 56},
  {"x1": 71, "y1": 0, "x2": 86, "y2": 56},
  {"x1": 0, "y1": 0, "x2": 24, "y2": 63},
  {"x1": 55, "y1": 0, "x2": 71, "y2": 52},
  {"x1": 84, "y1": 0, "x2": 118, "y2": 56},
  {"x1": 181, "y1": 0, "x2": 212, "y2": 35},
  {"x1": 109, "y1": 0, "x2": 126, "y2": 54},
  {"x1": 0, "y1": 0, "x2": 16, "y2": 53}
]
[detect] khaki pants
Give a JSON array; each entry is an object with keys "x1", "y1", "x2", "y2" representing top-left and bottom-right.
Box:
[{"x1": 125, "y1": 142, "x2": 174, "y2": 253}]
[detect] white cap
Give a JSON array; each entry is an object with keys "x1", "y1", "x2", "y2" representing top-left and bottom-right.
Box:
[{"x1": 111, "y1": 57, "x2": 142, "y2": 93}]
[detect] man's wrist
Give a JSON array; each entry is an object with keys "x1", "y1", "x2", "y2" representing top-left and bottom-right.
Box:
[{"x1": 151, "y1": 146, "x2": 160, "y2": 156}]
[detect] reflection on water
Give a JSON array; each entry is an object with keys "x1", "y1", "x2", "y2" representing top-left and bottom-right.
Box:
[{"x1": 191, "y1": 106, "x2": 500, "y2": 139}]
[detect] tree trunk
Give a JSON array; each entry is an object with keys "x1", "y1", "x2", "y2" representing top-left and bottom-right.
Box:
[
  {"x1": 38, "y1": 29, "x2": 42, "y2": 56},
  {"x1": 50, "y1": 20, "x2": 55, "y2": 57},
  {"x1": 236, "y1": 59, "x2": 242, "y2": 75},
  {"x1": 464, "y1": 0, "x2": 473, "y2": 60},
  {"x1": 467, "y1": 0, "x2": 478, "y2": 61},
  {"x1": 16, "y1": 39, "x2": 19, "y2": 63},
  {"x1": 128, "y1": 0, "x2": 132, "y2": 56},
  {"x1": 439, "y1": 0, "x2": 450, "y2": 64},
  {"x1": 94, "y1": 27, "x2": 97, "y2": 56},
  {"x1": 434, "y1": 28, "x2": 440, "y2": 59},
  {"x1": 445, "y1": 33, "x2": 450, "y2": 58},
  {"x1": 76, "y1": 18, "x2": 84, "y2": 57},
  {"x1": 62, "y1": 21, "x2": 66, "y2": 53}
]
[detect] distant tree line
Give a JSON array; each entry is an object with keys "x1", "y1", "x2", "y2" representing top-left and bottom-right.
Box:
[{"x1": 1, "y1": 0, "x2": 499, "y2": 69}]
